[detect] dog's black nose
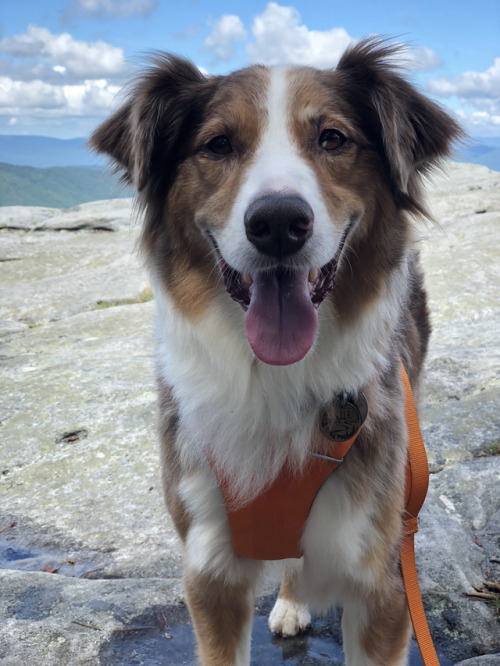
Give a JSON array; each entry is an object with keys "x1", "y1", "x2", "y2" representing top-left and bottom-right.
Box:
[{"x1": 244, "y1": 195, "x2": 314, "y2": 258}]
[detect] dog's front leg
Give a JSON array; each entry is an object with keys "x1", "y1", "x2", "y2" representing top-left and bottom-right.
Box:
[
  {"x1": 268, "y1": 560, "x2": 311, "y2": 637},
  {"x1": 184, "y1": 569, "x2": 257, "y2": 666},
  {"x1": 341, "y1": 582, "x2": 411, "y2": 666},
  {"x1": 177, "y1": 468, "x2": 263, "y2": 665}
]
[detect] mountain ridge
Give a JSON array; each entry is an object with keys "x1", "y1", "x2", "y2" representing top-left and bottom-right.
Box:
[
  {"x1": 0, "y1": 135, "x2": 104, "y2": 169},
  {"x1": 0, "y1": 134, "x2": 499, "y2": 208},
  {"x1": 0, "y1": 162, "x2": 132, "y2": 208}
]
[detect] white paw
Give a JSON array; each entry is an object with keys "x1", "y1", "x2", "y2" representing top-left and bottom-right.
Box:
[{"x1": 268, "y1": 598, "x2": 311, "y2": 637}]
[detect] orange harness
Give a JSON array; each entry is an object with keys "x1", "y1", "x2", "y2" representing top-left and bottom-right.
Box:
[
  {"x1": 218, "y1": 433, "x2": 360, "y2": 560},
  {"x1": 207, "y1": 363, "x2": 439, "y2": 665}
]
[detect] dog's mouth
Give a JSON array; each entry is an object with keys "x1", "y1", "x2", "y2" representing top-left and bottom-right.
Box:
[
  {"x1": 218, "y1": 258, "x2": 340, "y2": 311},
  {"x1": 212, "y1": 227, "x2": 349, "y2": 366}
]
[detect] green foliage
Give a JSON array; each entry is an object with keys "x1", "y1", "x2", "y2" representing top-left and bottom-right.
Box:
[
  {"x1": 0, "y1": 162, "x2": 132, "y2": 208},
  {"x1": 475, "y1": 442, "x2": 500, "y2": 458}
]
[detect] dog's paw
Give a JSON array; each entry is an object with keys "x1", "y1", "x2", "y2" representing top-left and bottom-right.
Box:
[{"x1": 268, "y1": 598, "x2": 311, "y2": 637}]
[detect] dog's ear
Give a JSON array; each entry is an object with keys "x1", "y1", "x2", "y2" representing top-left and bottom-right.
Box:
[
  {"x1": 336, "y1": 39, "x2": 464, "y2": 202},
  {"x1": 89, "y1": 54, "x2": 209, "y2": 192}
]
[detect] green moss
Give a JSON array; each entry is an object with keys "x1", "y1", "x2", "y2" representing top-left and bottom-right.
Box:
[
  {"x1": 475, "y1": 442, "x2": 500, "y2": 458},
  {"x1": 95, "y1": 287, "x2": 153, "y2": 310}
]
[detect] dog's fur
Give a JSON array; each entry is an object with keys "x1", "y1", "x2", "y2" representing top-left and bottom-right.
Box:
[{"x1": 91, "y1": 39, "x2": 462, "y2": 665}]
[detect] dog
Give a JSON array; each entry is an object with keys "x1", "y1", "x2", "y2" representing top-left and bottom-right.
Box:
[{"x1": 91, "y1": 38, "x2": 461, "y2": 665}]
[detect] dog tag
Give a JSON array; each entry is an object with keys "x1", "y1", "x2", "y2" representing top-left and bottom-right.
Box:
[{"x1": 320, "y1": 392, "x2": 368, "y2": 442}]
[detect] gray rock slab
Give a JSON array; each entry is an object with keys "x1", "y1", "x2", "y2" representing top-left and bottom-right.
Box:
[
  {"x1": 0, "y1": 205, "x2": 59, "y2": 230},
  {"x1": 417, "y1": 457, "x2": 500, "y2": 657},
  {"x1": 455, "y1": 657, "x2": 500, "y2": 666},
  {"x1": 0, "y1": 302, "x2": 184, "y2": 581},
  {"x1": 416, "y1": 163, "x2": 500, "y2": 659},
  {"x1": 421, "y1": 162, "x2": 500, "y2": 472},
  {"x1": 1, "y1": 165, "x2": 499, "y2": 663},
  {"x1": 0, "y1": 569, "x2": 185, "y2": 666},
  {"x1": 425, "y1": 162, "x2": 500, "y2": 223},
  {"x1": 0, "y1": 227, "x2": 148, "y2": 325},
  {"x1": 0, "y1": 199, "x2": 135, "y2": 232}
]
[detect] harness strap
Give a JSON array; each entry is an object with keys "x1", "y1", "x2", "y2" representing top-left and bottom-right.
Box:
[
  {"x1": 400, "y1": 363, "x2": 440, "y2": 666},
  {"x1": 216, "y1": 432, "x2": 361, "y2": 560}
]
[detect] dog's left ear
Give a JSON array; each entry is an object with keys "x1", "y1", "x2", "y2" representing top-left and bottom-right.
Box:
[
  {"x1": 89, "y1": 54, "x2": 210, "y2": 192},
  {"x1": 336, "y1": 39, "x2": 464, "y2": 199}
]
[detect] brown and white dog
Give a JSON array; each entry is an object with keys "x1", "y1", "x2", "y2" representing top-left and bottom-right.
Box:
[{"x1": 91, "y1": 39, "x2": 461, "y2": 666}]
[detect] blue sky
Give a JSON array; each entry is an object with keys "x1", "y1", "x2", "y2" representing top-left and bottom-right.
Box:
[{"x1": 0, "y1": 0, "x2": 499, "y2": 139}]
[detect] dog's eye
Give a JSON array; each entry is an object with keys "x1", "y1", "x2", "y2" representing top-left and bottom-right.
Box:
[
  {"x1": 319, "y1": 129, "x2": 346, "y2": 151},
  {"x1": 205, "y1": 135, "x2": 233, "y2": 156}
]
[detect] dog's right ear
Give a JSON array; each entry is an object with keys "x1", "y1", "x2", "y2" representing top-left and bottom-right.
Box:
[
  {"x1": 89, "y1": 54, "x2": 209, "y2": 192},
  {"x1": 336, "y1": 39, "x2": 464, "y2": 211}
]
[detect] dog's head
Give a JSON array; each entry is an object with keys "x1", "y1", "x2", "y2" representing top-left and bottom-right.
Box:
[{"x1": 90, "y1": 39, "x2": 462, "y2": 366}]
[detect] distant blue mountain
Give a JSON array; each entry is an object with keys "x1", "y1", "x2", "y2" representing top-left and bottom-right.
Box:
[
  {"x1": 454, "y1": 137, "x2": 500, "y2": 171},
  {"x1": 0, "y1": 135, "x2": 105, "y2": 169},
  {"x1": 0, "y1": 133, "x2": 499, "y2": 172}
]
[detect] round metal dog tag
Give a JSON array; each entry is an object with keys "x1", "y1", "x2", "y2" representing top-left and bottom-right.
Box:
[{"x1": 320, "y1": 392, "x2": 368, "y2": 442}]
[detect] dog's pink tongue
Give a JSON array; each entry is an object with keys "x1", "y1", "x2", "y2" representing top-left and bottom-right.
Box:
[{"x1": 244, "y1": 269, "x2": 318, "y2": 366}]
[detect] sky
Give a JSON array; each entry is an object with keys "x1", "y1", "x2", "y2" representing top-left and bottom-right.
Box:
[{"x1": 0, "y1": 0, "x2": 499, "y2": 139}]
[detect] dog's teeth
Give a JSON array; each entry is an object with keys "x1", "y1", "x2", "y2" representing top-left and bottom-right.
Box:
[
  {"x1": 243, "y1": 273, "x2": 253, "y2": 286},
  {"x1": 249, "y1": 284, "x2": 253, "y2": 296},
  {"x1": 308, "y1": 282, "x2": 314, "y2": 295},
  {"x1": 309, "y1": 268, "x2": 319, "y2": 283}
]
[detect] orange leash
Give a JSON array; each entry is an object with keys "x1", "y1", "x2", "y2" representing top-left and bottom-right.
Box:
[{"x1": 400, "y1": 363, "x2": 440, "y2": 666}]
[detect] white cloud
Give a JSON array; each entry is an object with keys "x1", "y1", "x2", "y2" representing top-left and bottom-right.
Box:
[
  {"x1": 246, "y1": 3, "x2": 354, "y2": 68},
  {"x1": 0, "y1": 25, "x2": 128, "y2": 127},
  {"x1": 68, "y1": 0, "x2": 157, "y2": 19},
  {"x1": 0, "y1": 77, "x2": 66, "y2": 110},
  {"x1": 457, "y1": 100, "x2": 500, "y2": 131},
  {"x1": 429, "y1": 58, "x2": 500, "y2": 98},
  {"x1": 202, "y1": 4, "x2": 441, "y2": 73},
  {"x1": 0, "y1": 76, "x2": 121, "y2": 117},
  {"x1": 81, "y1": 80, "x2": 122, "y2": 110},
  {"x1": 428, "y1": 58, "x2": 500, "y2": 135},
  {"x1": 204, "y1": 15, "x2": 247, "y2": 62},
  {"x1": 0, "y1": 25, "x2": 127, "y2": 79},
  {"x1": 402, "y1": 45, "x2": 442, "y2": 72},
  {"x1": 243, "y1": 5, "x2": 441, "y2": 71},
  {"x1": 456, "y1": 109, "x2": 500, "y2": 134}
]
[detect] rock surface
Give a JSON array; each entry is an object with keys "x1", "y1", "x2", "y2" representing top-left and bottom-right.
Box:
[
  {"x1": 0, "y1": 163, "x2": 499, "y2": 665},
  {"x1": 0, "y1": 199, "x2": 135, "y2": 232}
]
